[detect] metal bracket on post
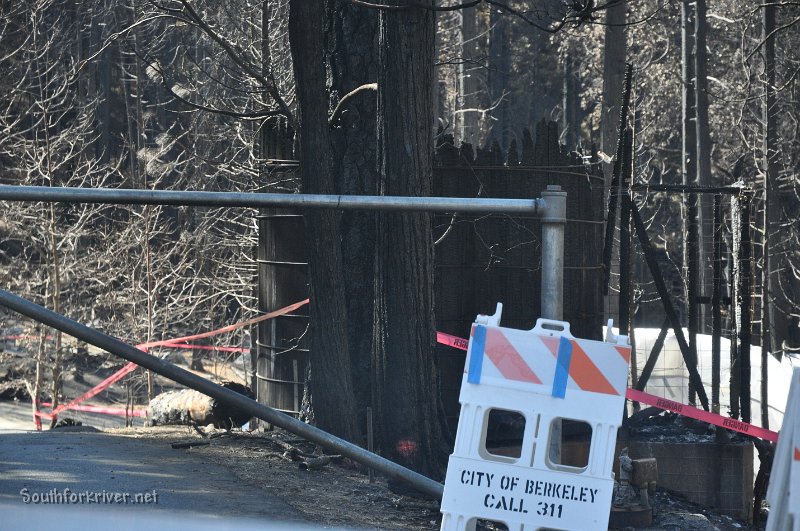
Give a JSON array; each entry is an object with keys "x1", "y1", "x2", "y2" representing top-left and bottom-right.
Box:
[{"x1": 540, "y1": 185, "x2": 567, "y2": 321}]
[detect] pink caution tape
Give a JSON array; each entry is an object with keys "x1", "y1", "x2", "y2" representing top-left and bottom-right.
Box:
[
  {"x1": 33, "y1": 299, "x2": 309, "y2": 428},
  {"x1": 137, "y1": 298, "x2": 309, "y2": 349},
  {"x1": 158, "y1": 343, "x2": 250, "y2": 353},
  {"x1": 46, "y1": 361, "x2": 138, "y2": 420},
  {"x1": 37, "y1": 402, "x2": 146, "y2": 419},
  {"x1": 436, "y1": 330, "x2": 781, "y2": 443},
  {"x1": 625, "y1": 388, "x2": 779, "y2": 442},
  {"x1": 437, "y1": 331, "x2": 470, "y2": 351}
]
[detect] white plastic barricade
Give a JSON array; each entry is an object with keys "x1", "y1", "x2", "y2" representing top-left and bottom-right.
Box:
[
  {"x1": 440, "y1": 304, "x2": 631, "y2": 531},
  {"x1": 767, "y1": 368, "x2": 800, "y2": 531}
]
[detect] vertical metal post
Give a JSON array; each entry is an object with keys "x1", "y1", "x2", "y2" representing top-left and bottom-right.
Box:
[
  {"x1": 541, "y1": 184, "x2": 566, "y2": 465},
  {"x1": 541, "y1": 185, "x2": 567, "y2": 320}
]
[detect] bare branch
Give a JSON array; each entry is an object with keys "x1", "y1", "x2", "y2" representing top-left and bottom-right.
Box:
[
  {"x1": 329, "y1": 83, "x2": 377, "y2": 125},
  {"x1": 350, "y1": 0, "x2": 481, "y2": 12},
  {"x1": 177, "y1": 0, "x2": 295, "y2": 127}
]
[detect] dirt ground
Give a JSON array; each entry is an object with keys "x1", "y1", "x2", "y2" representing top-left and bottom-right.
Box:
[{"x1": 104, "y1": 425, "x2": 761, "y2": 531}]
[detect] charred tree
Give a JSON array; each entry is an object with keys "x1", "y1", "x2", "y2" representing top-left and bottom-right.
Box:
[
  {"x1": 288, "y1": 0, "x2": 360, "y2": 442},
  {"x1": 695, "y1": 0, "x2": 713, "y2": 331},
  {"x1": 455, "y1": 3, "x2": 485, "y2": 147},
  {"x1": 600, "y1": 0, "x2": 626, "y2": 187},
  {"x1": 562, "y1": 48, "x2": 582, "y2": 149},
  {"x1": 325, "y1": 0, "x2": 379, "y2": 422},
  {"x1": 712, "y1": 195, "x2": 722, "y2": 413},
  {"x1": 373, "y1": 0, "x2": 449, "y2": 478},
  {"x1": 488, "y1": 6, "x2": 510, "y2": 151},
  {"x1": 760, "y1": 0, "x2": 777, "y2": 428}
]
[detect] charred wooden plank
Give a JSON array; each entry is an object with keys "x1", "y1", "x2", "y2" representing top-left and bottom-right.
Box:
[
  {"x1": 171, "y1": 440, "x2": 211, "y2": 449},
  {"x1": 299, "y1": 456, "x2": 332, "y2": 470}
]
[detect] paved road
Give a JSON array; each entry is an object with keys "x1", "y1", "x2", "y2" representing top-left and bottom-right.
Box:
[{"x1": 0, "y1": 427, "x2": 317, "y2": 530}]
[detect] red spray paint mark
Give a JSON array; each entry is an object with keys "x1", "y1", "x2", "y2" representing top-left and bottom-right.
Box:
[{"x1": 396, "y1": 439, "x2": 418, "y2": 458}]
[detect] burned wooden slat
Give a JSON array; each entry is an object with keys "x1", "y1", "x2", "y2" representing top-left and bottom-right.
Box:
[
  {"x1": 635, "y1": 318, "x2": 670, "y2": 392},
  {"x1": 521, "y1": 127, "x2": 535, "y2": 165},
  {"x1": 147, "y1": 382, "x2": 254, "y2": 429},
  {"x1": 732, "y1": 194, "x2": 752, "y2": 423},
  {"x1": 728, "y1": 245, "x2": 740, "y2": 419},
  {"x1": 625, "y1": 406, "x2": 663, "y2": 425},
  {"x1": 687, "y1": 188, "x2": 700, "y2": 405},
  {"x1": 619, "y1": 129, "x2": 633, "y2": 336},
  {"x1": 299, "y1": 456, "x2": 333, "y2": 470},
  {"x1": 711, "y1": 194, "x2": 723, "y2": 412},
  {"x1": 171, "y1": 440, "x2": 211, "y2": 449},
  {"x1": 618, "y1": 130, "x2": 636, "y2": 389},
  {"x1": 602, "y1": 64, "x2": 633, "y2": 294},
  {"x1": 630, "y1": 202, "x2": 710, "y2": 411}
]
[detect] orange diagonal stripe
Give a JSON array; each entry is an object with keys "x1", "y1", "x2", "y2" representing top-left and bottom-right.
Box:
[
  {"x1": 485, "y1": 329, "x2": 542, "y2": 384},
  {"x1": 795, "y1": 447, "x2": 800, "y2": 461},
  {"x1": 568, "y1": 341, "x2": 619, "y2": 395},
  {"x1": 539, "y1": 336, "x2": 561, "y2": 357},
  {"x1": 615, "y1": 345, "x2": 631, "y2": 363}
]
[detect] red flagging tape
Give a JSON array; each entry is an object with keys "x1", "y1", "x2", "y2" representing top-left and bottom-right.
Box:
[
  {"x1": 33, "y1": 299, "x2": 309, "y2": 427},
  {"x1": 625, "y1": 388, "x2": 779, "y2": 442},
  {"x1": 435, "y1": 330, "x2": 781, "y2": 443},
  {"x1": 46, "y1": 362, "x2": 138, "y2": 419},
  {"x1": 37, "y1": 402, "x2": 146, "y2": 419},
  {"x1": 158, "y1": 343, "x2": 250, "y2": 353},
  {"x1": 137, "y1": 299, "x2": 309, "y2": 349},
  {"x1": 437, "y1": 331, "x2": 470, "y2": 351}
]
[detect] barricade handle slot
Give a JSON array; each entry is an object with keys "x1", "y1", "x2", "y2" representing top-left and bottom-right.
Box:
[{"x1": 531, "y1": 318, "x2": 573, "y2": 338}]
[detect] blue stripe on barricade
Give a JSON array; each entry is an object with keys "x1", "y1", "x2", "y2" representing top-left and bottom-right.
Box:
[
  {"x1": 467, "y1": 325, "x2": 487, "y2": 384},
  {"x1": 552, "y1": 336, "x2": 573, "y2": 398}
]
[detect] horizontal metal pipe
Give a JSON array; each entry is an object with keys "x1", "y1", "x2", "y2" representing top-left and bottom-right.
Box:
[
  {"x1": 0, "y1": 185, "x2": 543, "y2": 215},
  {"x1": 0, "y1": 289, "x2": 444, "y2": 500},
  {"x1": 630, "y1": 183, "x2": 749, "y2": 195}
]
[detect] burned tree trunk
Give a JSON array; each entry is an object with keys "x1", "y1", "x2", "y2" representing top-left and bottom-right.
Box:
[
  {"x1": 600, "y1": 0, "x2": 626, "y2": 185},
  {"x1": 373, "y1": 0, "x2": 449, "y2": 478},
  {"x1": 288, "y1": 0, "x2": 361, "y2": 442},
  {"x1": 695, "y1": 0, "x2": 714, "y2": 331},
  {"x1": 761, "y1": 0, "x2": 778, "y2": 428},
  {"x1": 325, "y1": 0, "x2": 379, "y2": 422}
]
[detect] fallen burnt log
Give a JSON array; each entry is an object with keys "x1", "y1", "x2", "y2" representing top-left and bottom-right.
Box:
[{"x1": 147, "y1": 382, "x2": 254, "y2": 429}]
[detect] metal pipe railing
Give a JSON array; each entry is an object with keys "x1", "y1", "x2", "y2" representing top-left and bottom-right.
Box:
[
  {"x1": 0, "y1": 185, "x2": 543, "y2": 215},
  {"x1": 0, "y1": 184, "x2": 566, "y2": 319},
  {"x1": 0, "y1": 289, "x2": 445, "y2": 500}
]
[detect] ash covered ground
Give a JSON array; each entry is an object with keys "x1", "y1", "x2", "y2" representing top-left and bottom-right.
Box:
[{"x1": 106, "y1": 425, "x2": 761, "y2": 530}]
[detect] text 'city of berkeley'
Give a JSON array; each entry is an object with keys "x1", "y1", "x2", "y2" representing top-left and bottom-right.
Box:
[{"x1": 460, "y1": 469, "x2": 599, "y2": 504}]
